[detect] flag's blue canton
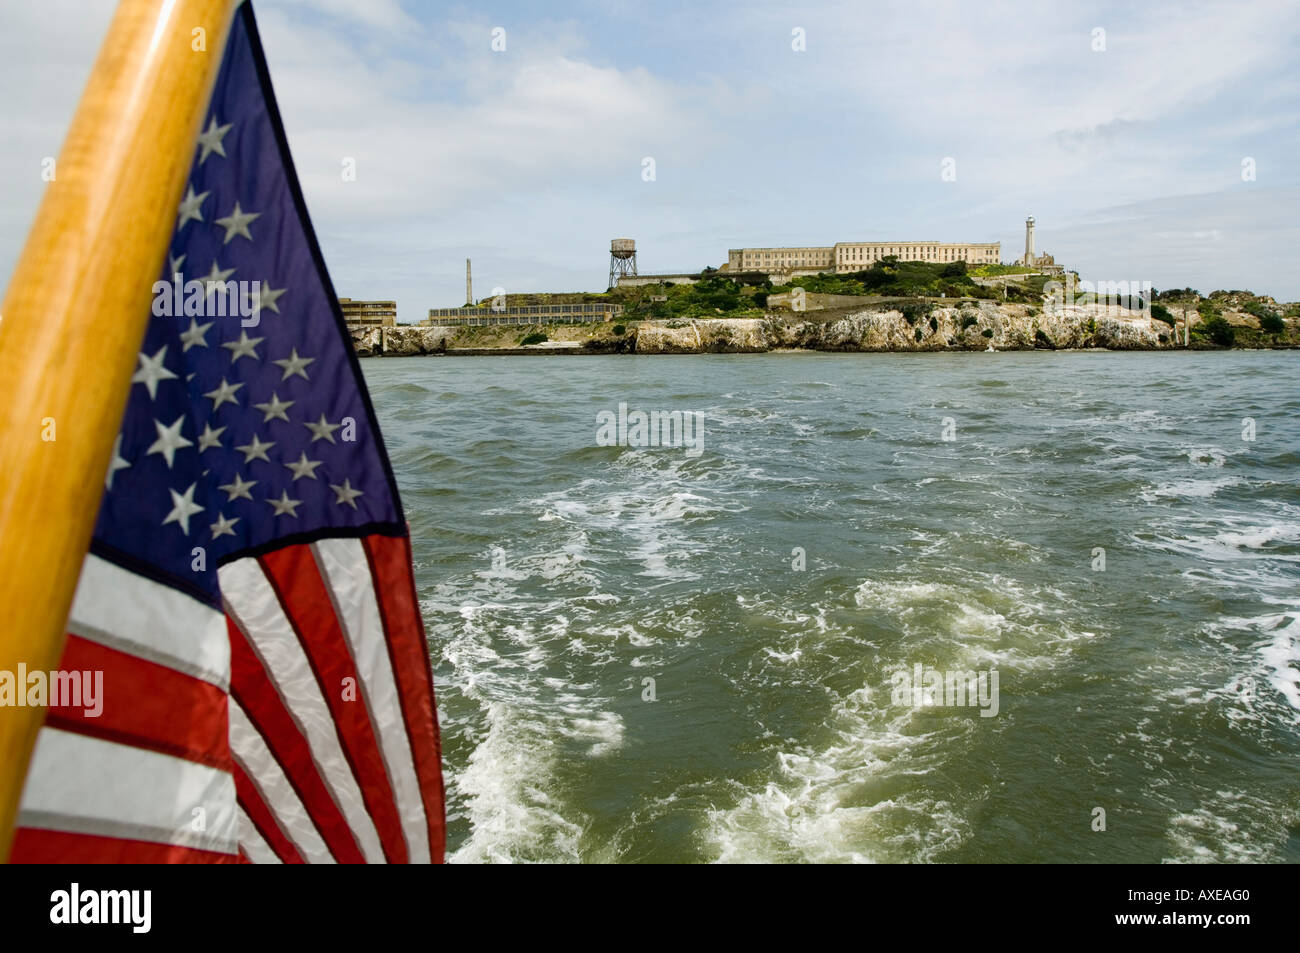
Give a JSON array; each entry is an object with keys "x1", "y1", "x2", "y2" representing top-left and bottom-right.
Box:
[{"x1": 93, "y1": 12, "x2": 398, "y2": 600}]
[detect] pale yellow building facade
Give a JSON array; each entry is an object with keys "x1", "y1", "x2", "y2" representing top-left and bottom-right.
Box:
[
  {"x1": 726, "y1": 240, "x2": 1000, "y2": 274},
  {"x1": 726, "y1": 246, "x2": 837, "y2": 272}
]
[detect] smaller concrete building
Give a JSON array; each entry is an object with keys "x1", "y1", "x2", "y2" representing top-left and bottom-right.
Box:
[
  {"x1": 616, "y1": 270, "x2": 771, "y2": 288},
  {"x1": 425, "y1": 302, "x2": 623, "y2": 326},
  {"x1": 614, "y1": 272, "x2": 704, "y2": 288},
  {"x1": 339, "y1": 298, "x2": 397, "y2": 326},
  {"x1": 725, "y1": 246, "x2": 835, "y2": 273}
]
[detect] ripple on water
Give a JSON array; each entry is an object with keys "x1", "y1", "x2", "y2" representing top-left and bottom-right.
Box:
[{"x1": 365, "y1": 352, "x2": 1300, "y2": 863}]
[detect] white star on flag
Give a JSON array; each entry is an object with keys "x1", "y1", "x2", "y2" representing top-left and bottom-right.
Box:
[
  {"x1": 132, "y1": 345, "x2": 179, "y2": 399},
  {"x1": 209, "y1": 513, "x2": 240, "y2": 539},
  {"x1": 179, "y1": 318, "x2": 214, "y2": 352},
  {"x1": 104, "y1": 434, "x2": 131, "y2": 490},
  {"x1": 256, "y1": 283, "x2": 287, "y2": 314},
  {"x1": 273, "y1": 348, "x2": 315, "y2": 381},
  {"x1": 218, "y1": 473, "x2": 257, "y2": 502},
  {"x1": 196, "y1": 116, "x2": 233, "y2": 163},
  {"x1": 284, "y1": 452, "x2": 323, "y2": 481},
  {"x1": 235, "y1": 434, "x2": 275, "y2": 464},
  {"x1": 254, "y1": 392, "x2": 294, "y2": 423},
  {"x1": 203, "y1": 377, "x2": 244, "y2": 410},
  {"x1": 162, "y1": 482, "x2": 204, "y2": 535},
  {"x1": 304, "y1": 414, "x2": 341, "y2": 443},
  {"x1": 197, "y1": 422, "x2": 227, "y2": 452},
  {"x1": 215, "y1": 201, "x2": 261, "y2": 243},
  {"x1": 330, "y1": 479, "x2": 364, "y2": 509},
  {"x1": 222, "y1": 330, "x2": 264, "y2": 363},
  {"x1": 146, "y1": 415, "x2": 194, "y2": 469},
  {"x1": 202, "y1": 260, "x2": 236, "y2": 296},
  {"x1": 177, "y1": 185, "x2": 209, "y2": 229},
  {"x1": 267, "y1": 490, "x2": 302, "y2": 518}
]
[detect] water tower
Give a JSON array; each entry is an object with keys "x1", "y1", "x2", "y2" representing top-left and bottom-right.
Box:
[{"x1": 609, "y1": 238, "x2": 637, "y2": 288}]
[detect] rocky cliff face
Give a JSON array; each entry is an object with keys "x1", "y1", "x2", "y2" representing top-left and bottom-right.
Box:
[
  {"x1": 636, "y1": 305, "x2": 1174, "y2": 354},
  {"x1": 352, "y1": 304, "x2": 1178, "y2": 357},
  {"x1": 634, "y1": 318, "x2": 769, "y2": 353},
  {"x1": 350, "y1": 326, "x2": 455, "y2": 357}
]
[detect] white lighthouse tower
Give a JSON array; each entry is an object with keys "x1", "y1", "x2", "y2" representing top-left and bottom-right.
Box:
[{"x1": 1024, "y1": 216, "x2": 1036, "y2": 267}]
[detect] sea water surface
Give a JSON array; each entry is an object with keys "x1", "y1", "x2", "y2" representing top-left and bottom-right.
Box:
[{"x1": 364, "y1": 351, "x2": 1300, "y2": 863}]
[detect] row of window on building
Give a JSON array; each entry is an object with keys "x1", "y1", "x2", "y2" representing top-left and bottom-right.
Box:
[
  {"x1": 339, "y1": 297, "x2": 397, "y2": 326},
  {"x1": 734, "y1": 243, "x2": 999, "y2": 270},
  {"x1": 426, "y1": 303, "x2": 623, "y2": 318},
  {"x1": 735, "y1": 249, "x2": 834, "y2": 268},
  {"x1": 837, "y1": 245, "x2": 997, "y2": 264},
  {"x1": 424, "y1": 303, "x2": 624, "y2": 326}
]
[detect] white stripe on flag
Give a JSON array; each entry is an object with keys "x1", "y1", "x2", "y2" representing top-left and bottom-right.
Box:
[
  {"x1": 229, "y1": 699, "x2": 334, "y2": 863},
  {"x1": 236, "y1": 807, "x2": 282, "y2": 864},
  {"x1": 18, "y1": 727, "x2": 237, "y2": 853},
  {"x1": 312, "y1": 538, "x2": 431, "y2": 863},
  {"x1": 219, "y1": 556, "x2": 386, "y2": 863},
  {"x1": 68, "y1": 553, "x2": 229, "y2": 688}
]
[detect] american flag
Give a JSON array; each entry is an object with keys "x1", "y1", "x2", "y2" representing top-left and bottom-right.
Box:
[{"x1": 9, "y1": 3, "x2": 445, "y2": 863}]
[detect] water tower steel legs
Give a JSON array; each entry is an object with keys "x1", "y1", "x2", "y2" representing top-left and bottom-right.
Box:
[
  {"x1": 609, "y1": 253, "x2": 637, "y2": 289},
  {"x1": 608, "y1": 238, "x2": 638, "y2": 289}
]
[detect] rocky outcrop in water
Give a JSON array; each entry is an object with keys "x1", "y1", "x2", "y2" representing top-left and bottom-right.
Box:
[
  {"x1": 635, "y1": 318, "x2": 769, "y2": 353},
  {"x1": 351, "y1": 326, "x2": 455, "y2": 357}
]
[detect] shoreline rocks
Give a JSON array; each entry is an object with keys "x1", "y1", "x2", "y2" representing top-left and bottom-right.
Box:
[{"x1": 351, "y1": 304, "x2": 1285, "y2": 357}]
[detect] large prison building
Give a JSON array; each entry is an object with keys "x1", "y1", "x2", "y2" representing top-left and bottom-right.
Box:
[{"x1": 725, "y1": 240, "x2": 1000, "y2": 274}]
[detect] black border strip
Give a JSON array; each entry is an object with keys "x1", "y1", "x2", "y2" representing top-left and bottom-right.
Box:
[
  {"x1": 89, "y1": 538, "x2": 221, "y2": 610},
  {"x1": 217, "y1": 519, "x2": 406, "y2": 566},
  {"x1": 91, "y1": 519, "x2": 409, "y2": 613}
]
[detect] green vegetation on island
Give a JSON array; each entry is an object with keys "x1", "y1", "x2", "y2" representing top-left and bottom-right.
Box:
[
  {"x1": 435, "y1": 262, "x2": 1296, "y2": 350},
  {"x1": 760, "y1": 258, "x2": 1001, "y2": 300}
]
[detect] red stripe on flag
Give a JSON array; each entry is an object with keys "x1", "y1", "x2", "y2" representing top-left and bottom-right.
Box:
[
  {"x1": 363, "y1": 533, "x2": 446, "y2": 862},
  {"x1": 233, "y1": 761, "x2": 305, "y2": 863},
  {"x1": 227, "y1": 616, "x2": 367, "y2": 864},
  {"x1": 259, "y1": 544, "x2": 408, "y2": 863},
  {"x1": 43, "y1": 634, "x2": 231, "y2": 772},
  {"x1": 9, "y1": 828, "x2": 237, "y2": 864}
]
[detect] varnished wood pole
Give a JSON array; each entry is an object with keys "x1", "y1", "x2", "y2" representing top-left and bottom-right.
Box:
[{"x1": 0, "y1": 0, "x2": 237, "y2": 859}]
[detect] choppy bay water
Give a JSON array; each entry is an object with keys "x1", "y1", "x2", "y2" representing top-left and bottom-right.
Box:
[{"x1": 364, "y1": 351, "x2": 1300, "y2": 863}]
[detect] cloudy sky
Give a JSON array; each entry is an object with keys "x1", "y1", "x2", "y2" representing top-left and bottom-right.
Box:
[{"x1": 3, "y1": 0, "x2": 1299, "y2": 316}]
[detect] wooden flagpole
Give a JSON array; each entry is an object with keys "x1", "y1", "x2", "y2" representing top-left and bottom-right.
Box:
[{"x1": 0, "y1": 0, "x2": 236, "y2": 859}]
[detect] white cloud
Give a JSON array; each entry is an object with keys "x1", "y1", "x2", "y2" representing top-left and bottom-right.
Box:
[
  {"x1": 255, "y1": 9, "x2": 721, "y2": 216},
  {"x1": 249, "y1": 5, "x2": 732, "y2": 309},
  {"x1": 266, "y1": 0, "x2": 421, "y2": 34},
  {"x1": 1058, "y1": 188, "x2": 1300, "y2": 298},
  {"x1": 0, "y1": 2, "x2": 116, "y2": 287}
]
